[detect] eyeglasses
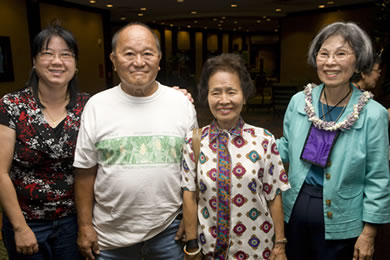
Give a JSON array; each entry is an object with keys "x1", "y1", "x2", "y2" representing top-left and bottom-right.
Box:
[
  {"x1": 38, "y1": 51, "x2": 75, "y2": 61},
  {"x1": 316, "y1": 51, "x2": 355, "y2": 62}
]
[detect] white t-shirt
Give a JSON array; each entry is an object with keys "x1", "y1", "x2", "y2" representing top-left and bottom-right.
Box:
[{"x1": 74, "y1": 83, "x2": 197, "y2": 249}]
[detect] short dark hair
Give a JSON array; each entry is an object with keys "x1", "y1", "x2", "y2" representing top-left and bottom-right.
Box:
[
  {"x1": 111, "y1": 22, "x2": 161, "y2": 55},
  {"x1": 26, "y1": 24, "x2": 79, "y2": 108},
  {"x1": 307, "y1": 22, "x2": 374, "y2": 79},
  {"x1": 198, "y1": 53, "x2": 255, "y2": 105}
]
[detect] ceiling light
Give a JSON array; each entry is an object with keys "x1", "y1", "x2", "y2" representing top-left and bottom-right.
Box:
[
  {"x1": 89, "y1": 0, "x2": 96, "y2": 3},
  {"x1": 177, "y1": 0, "x2": 184, "y2": 2},
  {"x1": 257, "y1": 20, "x2": 261, "y2": 23},
  {"x1": 318, "y1": 5, "x2": 325, "y2": 8},
  {"x1": 213, "y1": 18, "x2": 218, "y2": 21},
  {"x1": 140, "y1": 7, "x2": 147, "y2": 11},
  {"x1": 266, "y1": 18, "x2": 271, "y2": 22},
  {"x1": 106, "y1": 3, "x2": 112, "y2": 8},
  {"x1": 170, "y1": 24, "x2": 174, "y2": 27},
  {"x1": 275, "y1": 8, "x2": 282, "y2": 12},
  {"x1": 222, "y1": 16, "x2": 226, "y2": 19},
  {"x1": 231, "y1": 4, "x2": 238, "y2": 8},
  {"x1": 161, "y1": 22, "x2": 165, "y2": 25},
  {"x1": 238, "y1": 27, "x2": 242, "y2": 30},
  {"x1": 120, "y1": 17, "x2": 126, "y2": 21},
  {"x1": 233, "y1": 28, "x2": 236, "y2": 31},
  {"x1": 219, "y1": 20, "x2": 224, "y2": 23},
  {"x1": 191, "y1": 11, "x2": 197, "y2": 14},
  {"x1": 187, "y1": 25, "x2": 191, "y2": 28},
  {"x1": 204, "y1": 26, "x2": 208, "y2": 29},
  {"x1": 194, "y1": 20, "x2": 198, "y2": 23},
  {"x1": 138, "y1": 13, "x2": 144, "y2": 16},
  {"x1": 327, "y1": 1, "x2": 334, "y2": 4},
  {"x1": 234, "y1": 21, "x2": 238, "y2": 24},
  {"x1": 274, "y1": 29, "x2": 279, "y2": 32},
  {"x1": 218, "y1": 24, "x2": 222, "y2": 27}
]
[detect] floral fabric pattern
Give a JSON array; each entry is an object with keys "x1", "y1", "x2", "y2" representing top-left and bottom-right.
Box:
[
  {"x1": 0, "y1": 87, "x2": 89, "y2": 220},
  {"x1": 182, "y1": 119, "x2": 290, "y2": 259}
]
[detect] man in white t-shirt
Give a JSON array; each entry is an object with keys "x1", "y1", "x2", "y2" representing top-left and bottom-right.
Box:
[{"x1": 73, "y1": 22, "x2": 197, "y2": 260}]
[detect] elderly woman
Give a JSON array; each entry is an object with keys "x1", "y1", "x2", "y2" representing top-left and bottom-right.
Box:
[
  {"x1": 182, "y1": 53, "x2": 290, "y2": 260},
  {"x1": 0, "y1": 25, "x2": 89, "y2": 259},
  {"x1": 277, "y1": 22, "x2": 390, "y2": 260}
]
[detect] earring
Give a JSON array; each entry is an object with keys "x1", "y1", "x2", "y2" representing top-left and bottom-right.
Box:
[{"x1": 75, "y1": 68, "x2": 79, "y2": 73}]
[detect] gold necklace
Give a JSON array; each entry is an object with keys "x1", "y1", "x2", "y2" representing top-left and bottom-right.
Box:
[{"x1": 44, "y1": 108, "x2": 67, "y2": 124}]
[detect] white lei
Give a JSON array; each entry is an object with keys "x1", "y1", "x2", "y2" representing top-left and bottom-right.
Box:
[{"x1": 303, "y1": 83, "x2": 373, "y2": 131}]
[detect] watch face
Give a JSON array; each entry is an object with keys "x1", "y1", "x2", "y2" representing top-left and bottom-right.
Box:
[{"x1": 186, "y1": 239, "x2": 199, "y2": 249}]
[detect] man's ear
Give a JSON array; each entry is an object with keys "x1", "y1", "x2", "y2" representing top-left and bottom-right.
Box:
[{"x1": 110, "y1": 53, "x2": 116, "y2": 71}]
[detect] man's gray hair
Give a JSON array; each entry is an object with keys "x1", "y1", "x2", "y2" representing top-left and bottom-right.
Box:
[{"x1": 111, "y1": 22, "x2": 161, "y2": 55}]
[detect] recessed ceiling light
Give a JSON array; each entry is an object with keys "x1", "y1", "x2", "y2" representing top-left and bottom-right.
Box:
[
  {"x1": 204, "y1": 26, "x2": 208, "y2": 29},
  {"x1": 161, "y1": 22, "x2": 165, "y2": 25},
  {"x1": 238, "y1": 26, "x2": 242, "y2": 30},
  {"x1": 120, "y1": 17, "x2": 126, "y2": 21},
  {"x1": 327, "y1": 1, "x2": 334, "y2": 4},
  {"x1": 318, "y1": 5, "x2": 326, "y2": 8},
  {"x1": 89, "y1": 0, "x2": 96, "y2": 3},
  {"x1": 194, "y1": 20, "x2": 198, "y2": 23},
  {"x1": 213, "y1": 18, "x2": 218, "y2": 21},
  {"x1": 231, "y1": 4, "x2": 238, "y2": 8},
  {"x1": 257, "y1": 20, "x2": 261, "y2": 23},
  {"x1": 170, "y1": 24, "x2": 174, "y2": 27},
  {"x1": 274, "y1": 29, "x2": 279, "y2": 32},
  {"x1": 138, "y1": 13, "x2": 144, "y2": 16},
  {"x1": 222, "y1": 16, "x2": 226, "y2": 19},
  {"x1": 275, "y1": 8, "x2": 282, "y2": 12},
  {"x1": 233, "y1": 28, "x2": 237, "y2": 31},
  {"x1": 177, "y1": 0, "x2": 184, "y2": 2},
  {"x1": 140, "y1": 7, "x2": 147, "y2": 11},
  {"x1": 191, "y1": 11, "x2": 197, "y2": 14},
  {"x1": 218, "y1": 24, "x2": 222, "y2": 27},
  {"x1": 263, "y1": 16, "x2": 267, "y2": 19},
  {"x1": 234, "y1": 21, "x2": 238, "y2": 24},
  {"x1": 219, "y1": 20, "x2": 224, "y2": 23},
  {"x1": 266, "y1": 18, "x2": 271, "y2": 22},
  {"x1": 106, "y1": 4, "x2": 113, "y2": 8}
]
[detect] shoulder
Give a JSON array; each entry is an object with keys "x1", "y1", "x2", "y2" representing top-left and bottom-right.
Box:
[
  {"x1": 242, "y1": 123, "x2": 275, "y2": 140},
  {"x1": 1, "y1": 87, "x2": 31, "y2": 105},
  {"x1": 365, "y1": 98, "x2": 388, "y2": 120}
]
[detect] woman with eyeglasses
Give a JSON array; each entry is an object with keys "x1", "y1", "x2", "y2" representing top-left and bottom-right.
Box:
[
  {"x1": 277, "y1": 22, "x2": 390, "y2": 260},
  {"x1": 0, "y1": 25, "x2": 89, "y2": 259}
]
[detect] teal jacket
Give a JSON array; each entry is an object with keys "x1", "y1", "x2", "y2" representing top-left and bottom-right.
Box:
[{"x1": 277, "y1": 83, "x2": 390, "y2": 240}]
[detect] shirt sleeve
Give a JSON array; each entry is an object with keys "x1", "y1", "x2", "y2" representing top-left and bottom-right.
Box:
[
  {"x1": 261, "y1": 133, "x2": 290, "y2": 201},
  {"x1": 362, "y1": 106, "x2": 390, "y2": 224},
  {"x1": 181, "y1": 130, "x2": 197, "y2": 192},
  {"x1": 0, "y1": 96, "x2": 15, "y2": 129},
  {"x1": 73, "y1": 100, "x2": 98, "y2": 168}
]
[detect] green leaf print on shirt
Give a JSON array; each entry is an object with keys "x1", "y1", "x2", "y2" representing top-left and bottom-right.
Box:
[{"x1": 96, "y1": 135, "x2": 184, "y2": 165}]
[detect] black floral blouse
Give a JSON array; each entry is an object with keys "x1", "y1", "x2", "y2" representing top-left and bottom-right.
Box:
[{"x1": 0, "y1": 87, "x2": 89, "y2": 220}]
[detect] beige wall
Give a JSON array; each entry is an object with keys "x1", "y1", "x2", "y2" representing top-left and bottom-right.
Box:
[
  {"x1": 0, "y1": 0, "x2": 31, "y2": 97},
  {"x1": 40, "y1": 3, "x2": 106, "y2": 94},
  {"x1": 195, "y1": 32, "x2": 203, "y2": 78},
  {"x1": 280, "y1": 7, "x2": 376, "y2": 88}
]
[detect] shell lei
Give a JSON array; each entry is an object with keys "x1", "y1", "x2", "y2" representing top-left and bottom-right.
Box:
[{"x1": 303, "y1": 83, "x2": 373, "y2": 131}]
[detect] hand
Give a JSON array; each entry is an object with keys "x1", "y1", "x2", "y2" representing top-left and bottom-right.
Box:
[
  {"x1": 77, "y1": 224, "x2": 100, "y2": 260},
  {"x1": 174, "y1": 219, "x2": 186, "y2": 241},
  {"x1": 14, "y1": 225, "x2": 39, "y2": 255},
  {"x1": 270, "y1": 244, "x2": 287, "y2": 260},
  {"x1": 172, "y1": 86, "x2": 194, "y2": 104},
  {"x1": 353, "y1": 232, "x2": 375, "y2": 260}
]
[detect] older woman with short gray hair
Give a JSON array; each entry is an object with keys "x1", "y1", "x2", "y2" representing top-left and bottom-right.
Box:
[{"x1": 277, "y1": 21, "x2": 390, "y2": 260}]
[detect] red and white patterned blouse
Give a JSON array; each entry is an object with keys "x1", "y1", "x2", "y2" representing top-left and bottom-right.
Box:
[{"x1": 0, "y1": 87, "x2": 89, "y2": 220}]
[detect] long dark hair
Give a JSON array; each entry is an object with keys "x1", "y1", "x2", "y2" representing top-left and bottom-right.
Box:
[{"x1": 26, "y1": 24, "x2": 80, "y2": 108}]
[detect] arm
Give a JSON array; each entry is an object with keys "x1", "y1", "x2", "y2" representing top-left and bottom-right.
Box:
[
  {"x1": 183, "y1": 190, "x2": 201, "y2": 259},
  {"x1": 75, "y1": 166, "x2": 99, "y2": 260},
  {"x1": 0, "y1": 125, "x2": 39, "y2": 255},
  {"x1": 268, "y1": 194, "x2": 287, "y2": 260}
]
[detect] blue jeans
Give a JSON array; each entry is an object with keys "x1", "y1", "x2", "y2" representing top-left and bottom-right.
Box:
[
  {"x1": 2, "y1": 214, "x2": 83, "y2": 260},
  {"x1": 97, "y1": 218, "x2": 184, "y2": 260}
]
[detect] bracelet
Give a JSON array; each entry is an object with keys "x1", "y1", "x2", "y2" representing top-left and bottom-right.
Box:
[
  {"x1": 275, "y1": 238, "x2": 288, "y2": 245},
  {"x1": 183, "y1": 244, "x2": 201, "y2": 256}
]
